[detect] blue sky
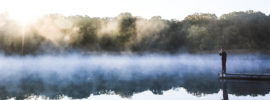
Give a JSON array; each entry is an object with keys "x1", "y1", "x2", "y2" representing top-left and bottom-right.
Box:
[{"x1": 0, "y1": 0, "x2": 269, "y2": 21}]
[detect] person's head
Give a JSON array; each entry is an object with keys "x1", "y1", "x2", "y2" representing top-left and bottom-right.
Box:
[{"x1": 220, "y1": 48, "x2": 223, "y2": 52}]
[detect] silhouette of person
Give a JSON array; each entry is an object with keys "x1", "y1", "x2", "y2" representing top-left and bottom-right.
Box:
[{"x1": 219, "y1": 49, "x2": 227, "y2": 74}]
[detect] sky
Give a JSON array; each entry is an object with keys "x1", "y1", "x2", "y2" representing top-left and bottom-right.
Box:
[{"x1": 0, "y1": 0, "x2": 269, "y2": 22}]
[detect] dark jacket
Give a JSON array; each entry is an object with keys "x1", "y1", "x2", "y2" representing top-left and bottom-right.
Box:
[{"x1": 219, "y1": 51, "x2": 227, "y2": 61}]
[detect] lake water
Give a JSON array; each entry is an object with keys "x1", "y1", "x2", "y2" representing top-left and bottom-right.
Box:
[{"x1": 0, "y1": 54, "x2": 270, "y2": 100}]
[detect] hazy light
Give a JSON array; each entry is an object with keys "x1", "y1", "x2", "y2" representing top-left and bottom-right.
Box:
[
  {"x1": 0, "y1": 0, "x2": 269, "y2": 20},
  {"x1": 8, "y1": 12, "x2": 39, "y2": 26}
]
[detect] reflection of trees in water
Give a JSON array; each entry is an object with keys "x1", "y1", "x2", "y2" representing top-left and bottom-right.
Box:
[
  {"x1": 182, "y1": 73, "x2": 220, "y2": 96},
  {"x1": 225, "y1": 80, "x2": 270, "y2": 96},
  {"x1": 220, "y1": 80, "x2": 270, "y2": 100},
  {"x1": 0, "y1": 71, "x2": 182, "y2": 100},
  {"x1": 0, "y1": 70, "x2": 270, "y2": 100}
]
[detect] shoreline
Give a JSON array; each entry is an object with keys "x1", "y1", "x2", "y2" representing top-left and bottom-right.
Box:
[{"x1": 1, "y1": 50, "x2": 270, "y2": 56}]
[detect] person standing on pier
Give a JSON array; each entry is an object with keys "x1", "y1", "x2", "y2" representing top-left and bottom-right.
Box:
[{"x1": 219, "y1": 49, "x2": 227, "y2": 74}]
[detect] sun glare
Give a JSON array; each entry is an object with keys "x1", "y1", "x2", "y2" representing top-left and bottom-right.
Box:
[{"x1": 9, "y1": 12, "x2": 39, "y2": 26}]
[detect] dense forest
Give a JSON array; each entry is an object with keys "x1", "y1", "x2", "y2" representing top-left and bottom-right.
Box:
[{"x1": 0, "y1": 10, "x2": 269, "y2": 55}]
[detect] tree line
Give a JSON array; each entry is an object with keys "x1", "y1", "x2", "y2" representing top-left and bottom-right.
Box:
[{"x1": 0, "y1": 10, "x2": 269, "y2": 55}]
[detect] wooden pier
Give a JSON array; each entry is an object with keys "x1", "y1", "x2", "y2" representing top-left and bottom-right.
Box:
[
  {"x1": 218, "y1": 50, "x2": 270, "y2": 80},
  {"x1": 219, "y1": 73, "x2": 270, "y2": 80}
]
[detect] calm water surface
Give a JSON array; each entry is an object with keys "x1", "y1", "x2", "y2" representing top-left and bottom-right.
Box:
[{"x1": 0, "y1": 54, "x2": 269, "y2": 100}]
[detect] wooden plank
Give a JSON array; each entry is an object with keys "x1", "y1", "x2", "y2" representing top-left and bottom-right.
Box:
[{"x1": 219, "y1": 73, "x2": 270, "y2": 80}]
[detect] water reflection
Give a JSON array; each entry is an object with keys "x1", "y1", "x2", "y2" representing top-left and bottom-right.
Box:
[
  {"x1": 220, "y1": 79, "x2": 270, "y2": 100},
  {"x1": 0, "y1": 72, "x2": 270, "y2": 100},
  {"x1": 221, "y1": 80, "x2": 228, "y2": 100},
  {"x1": 0, "y1": 54, "x2": 269, "y2": 100}
]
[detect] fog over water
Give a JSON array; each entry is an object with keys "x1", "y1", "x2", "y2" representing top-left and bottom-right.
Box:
[
  {"x1": 0, "y1": 54, "x2": 221, "y2": 81},
  {"x1": 0, "y1": 53, "x2": 269, "y2": 79},
  {"x1": 0, "y1": 53, "x2": 270, "y2": 100}
]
